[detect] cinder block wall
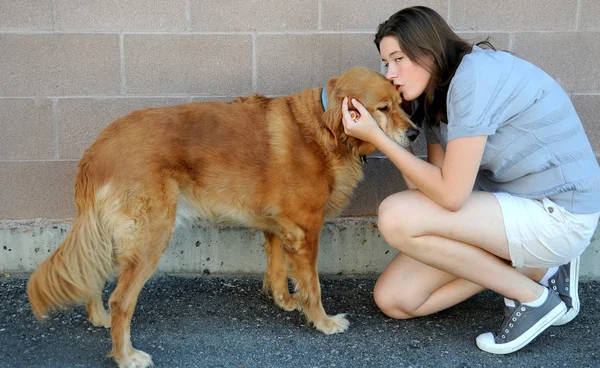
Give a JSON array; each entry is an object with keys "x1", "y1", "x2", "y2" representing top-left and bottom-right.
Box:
[{"x1": 1, "y1": 0, "x2": 599, "y2": 220}]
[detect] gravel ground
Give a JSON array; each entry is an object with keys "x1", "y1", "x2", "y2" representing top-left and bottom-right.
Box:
[{"x1": 1, "y1": 274, "x2": 598, "y2": 367}]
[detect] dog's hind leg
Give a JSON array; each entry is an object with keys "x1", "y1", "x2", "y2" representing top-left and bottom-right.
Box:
[
  {"x1": 262, "y1": 232, "x2": 299, "y2": 312},
  {"x1": 108, "y1": 219, "x2": 175, "y2": 368},
  {"x1": 108, "y1": 186, "x2": 178, "y2": 368},
  {"x1": 86, "y1": 294, "x2": 111, "y2": 328},
  {"x1": 279, "y1": 219, "x2": 349, "y2": 335}
]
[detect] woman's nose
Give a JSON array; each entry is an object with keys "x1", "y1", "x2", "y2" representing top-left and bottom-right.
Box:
[{"x1": 385, "y1": 65, "x2": 396, "y2": 80}]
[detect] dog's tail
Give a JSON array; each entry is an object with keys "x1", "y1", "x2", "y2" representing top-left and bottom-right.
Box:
[{"x1": 27, "y1": 161, "x2": 114, "y2": 320}]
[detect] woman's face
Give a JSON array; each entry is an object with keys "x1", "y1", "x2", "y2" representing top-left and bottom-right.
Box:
[{"x1": 380, "y1": 36, "x2": 432, "y2": 101}]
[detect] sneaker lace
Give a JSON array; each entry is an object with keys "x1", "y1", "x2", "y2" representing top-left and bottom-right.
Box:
[{"x1": 496, "y1": 299, "x2": 519, "y2": 341}]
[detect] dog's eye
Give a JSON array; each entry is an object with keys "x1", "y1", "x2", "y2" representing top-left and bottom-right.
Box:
[{"x1": 378, "y1": 106, "x2": 389, "y2": 112}]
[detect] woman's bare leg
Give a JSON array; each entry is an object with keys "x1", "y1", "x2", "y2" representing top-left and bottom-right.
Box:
[
  {"x1": 375, "y1": 190, "x2": 548, "y2": 317},
  {"x1": 374, "y1": 253, "x2": 549, "y2": 319},
  {"x1": 374, "y1": 253, "x2": 484, "y2": 319}
]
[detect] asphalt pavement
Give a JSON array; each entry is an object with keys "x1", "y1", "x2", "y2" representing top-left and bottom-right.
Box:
[{"x1": 1, "y1": 274, "x2": 598, "y2": 367}]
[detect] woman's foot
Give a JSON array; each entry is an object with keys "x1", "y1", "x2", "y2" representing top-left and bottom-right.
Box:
[
  {"x1": 476, "y1": 288, "x2": 566, "y2": 354},
  {"x1": 547, "y1": 257, "x2": 580, "y2": 326}
]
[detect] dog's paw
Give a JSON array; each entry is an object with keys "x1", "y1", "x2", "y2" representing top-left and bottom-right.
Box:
[
  {"x1": 315, "y1": 313, "x2": 349, "y2": 335},
  {"x1": 88, "y1": 310, "x2": 111, "y2": 328},
  {"x1": 117, "y1": 349, "x2": 153, "y2": 368},
  {"x1": 273, "y1": 293, "x2": 299, "y2": 312}
]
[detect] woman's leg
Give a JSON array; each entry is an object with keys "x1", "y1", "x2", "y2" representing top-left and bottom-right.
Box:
[
  {"x1": 374, "y1": 253, "x2": 548, "y2": 320},
  {"x1": 376, "y1": 190, "x2": 570, "y2": 354},
  {"x1": 374, "y1": 252, "x2": 484, "y2": 319},
  {"x1": 377, "y1": 190, "x2": 545, "y2": 305}
]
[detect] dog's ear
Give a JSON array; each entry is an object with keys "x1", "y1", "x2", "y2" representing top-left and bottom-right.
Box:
[
  {"x1": 323, "y1": 96, "x2": 345, "y2": 143},
  {"x1": 322, "y1": 76, "x2": 346, "y2": 142},
  {"x1": 327, "y1": 76, "x2": 339, "y2": 91}
]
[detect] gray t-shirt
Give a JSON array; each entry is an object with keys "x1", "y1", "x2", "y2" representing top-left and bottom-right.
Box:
[{"x1": 425, "y1": 46, "x2": 600, "y2": 214}]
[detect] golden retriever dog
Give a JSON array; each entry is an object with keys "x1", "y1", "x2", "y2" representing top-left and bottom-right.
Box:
[{"x1": 27, "y1": 67, "x2": 418, "y2": 368}]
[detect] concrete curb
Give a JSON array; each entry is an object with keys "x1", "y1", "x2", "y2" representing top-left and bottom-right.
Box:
[{"x1": 1, "y1": 218, "x2": 599, "y2": 280}]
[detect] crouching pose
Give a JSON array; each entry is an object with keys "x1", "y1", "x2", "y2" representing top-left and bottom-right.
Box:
[{"x1": 342, "y1": 6, "x2": 600, "y2": 354}]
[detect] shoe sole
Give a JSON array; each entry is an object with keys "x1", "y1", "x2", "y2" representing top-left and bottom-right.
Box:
[
  {"x1": 552, "y1": 257, "x2": 580, "y2": 326},
  {"x1": 476, "y1": 301, "x2": 567, "y2": 354}
]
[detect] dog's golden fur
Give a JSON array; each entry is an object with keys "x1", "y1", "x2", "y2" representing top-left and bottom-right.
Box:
[{"x1": 27, "y1": 67, "x2": 416, "y2": 368}]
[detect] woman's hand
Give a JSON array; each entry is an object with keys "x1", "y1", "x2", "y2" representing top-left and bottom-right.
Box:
[{"x1": 341, "y1": 97, "x2": 384, "y2": 143}]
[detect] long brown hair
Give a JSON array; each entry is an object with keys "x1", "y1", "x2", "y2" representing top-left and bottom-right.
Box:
[{"x1": 375, "y1": 6, "x2": 486, "y2": 126}]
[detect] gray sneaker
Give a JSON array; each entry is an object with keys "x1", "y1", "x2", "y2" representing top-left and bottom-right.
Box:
[
  {"x1": 476, "y1": 289, "x2": 566, "y2": 354},
  {"x1": 549, "y1": 257, "x2": 580, "y2": 326}
]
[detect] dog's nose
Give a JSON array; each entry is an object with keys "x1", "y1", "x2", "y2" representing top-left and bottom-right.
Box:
[{"x1": 406, "y1": 127, "x2": 420, "y2": 142}]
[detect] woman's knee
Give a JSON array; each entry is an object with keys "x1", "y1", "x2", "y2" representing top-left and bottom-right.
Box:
[
  {"x1": 373, "y1": 278, "x2": 418, "y2": 320},
  {"x1": 378, "y1": 193, "x2": 418, "y2": 249}
]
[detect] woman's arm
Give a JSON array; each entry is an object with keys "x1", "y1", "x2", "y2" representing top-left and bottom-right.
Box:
[
  {"x1": 377, "y1": 133, "x2": 484, "y2": 211},
  {"x1": 402, "y1": 144, "x2": 444, "y2": 190},
  {"x1": 427, "y1": 143, "x2": 445, "y2": 168},
  {"x1": 401, "y1": 146, "x2": 418, "y2": 190},
  {"x1": 342, "y1": 98, "x2": 484, "y2": 211}
]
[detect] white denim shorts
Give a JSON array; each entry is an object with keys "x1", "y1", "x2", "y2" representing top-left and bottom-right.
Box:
[{"x1": 493, "y1": 192, "x2": 600, "y2": 269}]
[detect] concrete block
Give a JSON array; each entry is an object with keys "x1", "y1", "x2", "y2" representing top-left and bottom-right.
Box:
[
  {"x1": 573, "y1": 94, "x2": 600, "y2": 152},
  {"x1": 581, "y1": 229, "x2": 600, "y2": 280},
  {"x1": 124, "y1": 35, "x2": 252, "y2": 95},
  {"x1": 54, "y1": 0, "x2": 186, "y2": 31},
  {"x1": 343, "y1": 157, "x2": 407, "y2": 216},
  {"x1": 0, "y1": 219, "x2": 395, "y2": 275},
  {"x1": 450, "y1": 0, "x2": 577, "y2": 31},
  {"x1": 0, "y1": 34, "x2": 120, "y2": 97},
  {"x1": 190, "y1": 0, "x2": 318, "y2": 31},
  {"x1": 457, "y1": 32, "x2": 510, "y2": 51},
  {"x1": 190, "y1": 97, "x2": 237, "y2": 103},
  {"x1": 57, "y1": 97, "x2": 188, "y2": 160},
  {"x1": 321, "y1": 0, "x2": 448, "y2": 31},
  {"x1": 514, "y1": 32, "x2": 600, "y2": 93},
  {"x1": 0, "y1": 0, "x2": 52, "y2": 29},
  {"x1": 580, "y1": 0, "x2": 600, "y2": 30},
  {"x1": 0, "y1": 98, "x2": 54, "y2": 160},
  {"x1": 410, "y1": 131, "x2": 427, "y2": 157},
  {"x1": 0, "y1": 162, "x2": 78, "y2": 219},
  {"x1": 256, "y1": 33, "x2": 380, "y2": 95},
  {"x1": 2, "y1": 218, "x2": 599, "y2": 281}
]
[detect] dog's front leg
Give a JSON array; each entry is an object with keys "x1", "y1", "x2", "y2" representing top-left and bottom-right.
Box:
[
  {"x1": 262, "y1": 232, "x2": 299, "y2": 311},
  {"x1": 284, "y1": 226, "x2": 350, "y2": 335}
]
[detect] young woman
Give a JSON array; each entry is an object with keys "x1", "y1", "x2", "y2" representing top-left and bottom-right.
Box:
[{"x1": 341, "y1": 6, "x2": 600, "y2": 354}]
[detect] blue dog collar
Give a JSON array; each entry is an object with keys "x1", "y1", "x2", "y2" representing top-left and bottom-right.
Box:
[{"x1": 321, "y1": 86, "x2": 328, "y2": 110}]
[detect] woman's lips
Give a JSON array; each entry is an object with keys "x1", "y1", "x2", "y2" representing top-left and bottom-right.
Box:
[{"x1": 396, "y1": 85, "x2": 403, "y2": 92}]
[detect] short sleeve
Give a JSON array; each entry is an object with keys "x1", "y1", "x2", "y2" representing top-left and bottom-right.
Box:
[{"x1": 446, "y1": 51, "x2": 508, "y2": 141}]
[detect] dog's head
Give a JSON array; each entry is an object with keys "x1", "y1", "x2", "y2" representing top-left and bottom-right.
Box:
[{"x1": 323, "y1": 67, "x2": 419, "y2": 156}]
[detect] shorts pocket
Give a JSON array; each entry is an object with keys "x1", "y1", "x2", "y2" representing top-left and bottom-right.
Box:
[{"x1": 540, "y1": 198, "x2": 569, "y2": 223}]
